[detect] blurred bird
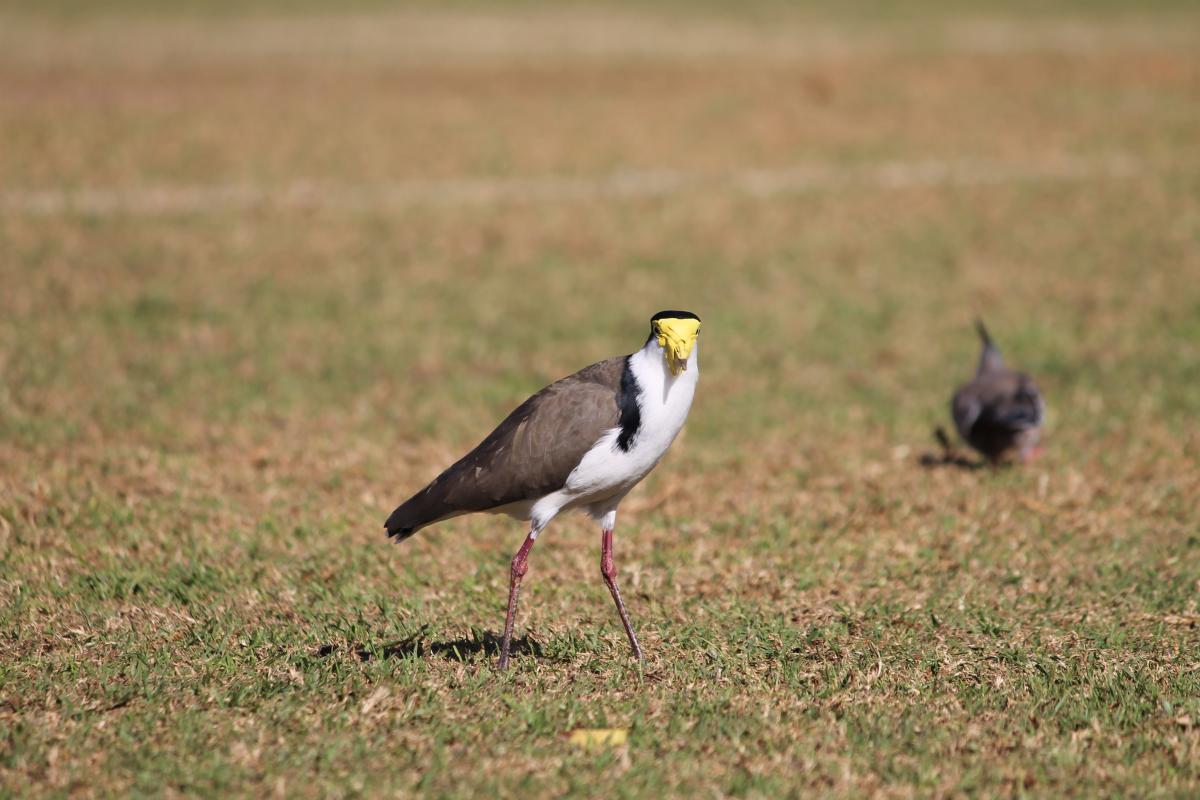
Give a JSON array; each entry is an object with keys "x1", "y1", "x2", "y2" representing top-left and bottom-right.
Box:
[
  {"x1": 385, "y1": 311, "x2": 702, "y2": 669},
  {"x1": 951, "y1": 320, "x2": 1045, "y2": 464}
]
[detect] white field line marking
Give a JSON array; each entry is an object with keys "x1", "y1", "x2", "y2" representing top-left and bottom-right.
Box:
[
  {"x1": 0, "y1": 154, "x2": 1165, "y2": 217},
  {"x1": 1, "y1": 14, "x2": 1196, "y2": 66}
]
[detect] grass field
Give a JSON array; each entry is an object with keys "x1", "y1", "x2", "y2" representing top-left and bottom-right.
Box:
[{"x1": 2, "y1": 1, "x2": 1200, "y2": 796}]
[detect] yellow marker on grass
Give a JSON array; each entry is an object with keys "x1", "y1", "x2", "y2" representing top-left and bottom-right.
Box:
[{"x1": 567, "y1": 728, "x2": 628, "y2": 748}]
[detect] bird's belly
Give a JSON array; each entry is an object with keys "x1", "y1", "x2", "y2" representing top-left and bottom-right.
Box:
[
  {"x1": 496, "y1": 416, "x2": 690, "y2": 528},
  {"x1": 565, "y1": 406, "x2": 690, "y2": 499}
]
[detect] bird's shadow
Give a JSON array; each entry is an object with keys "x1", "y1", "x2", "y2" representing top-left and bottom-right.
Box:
[
  {"x1": 317, "y1": 627, "x2": 545, "y2": 664},
  {"x1": 918, "y1": 450, "x2": 985, "y2": 471},
  {"x1": 918, "y1": 426, "x2": 986, "y2": 471}
]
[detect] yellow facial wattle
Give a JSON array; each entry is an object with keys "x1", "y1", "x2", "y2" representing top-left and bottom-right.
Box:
[{"x1": 655, "y1": 318, "x2": 701, "y2": 375}]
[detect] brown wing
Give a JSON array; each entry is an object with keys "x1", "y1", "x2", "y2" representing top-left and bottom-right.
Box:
[{"x1": 385, "y1": 357, "x2": 626, "y2": 540}]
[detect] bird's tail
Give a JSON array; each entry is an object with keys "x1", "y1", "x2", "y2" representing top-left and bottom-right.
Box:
[
  {"x1": 973, "y1": 318, "x2": 1004, "y2": 375},
  {"x1": 974, "y1": 318, "x2": 993, "y2": 347}
]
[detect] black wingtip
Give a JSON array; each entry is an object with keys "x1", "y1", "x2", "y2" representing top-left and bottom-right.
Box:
[
  {"x1": 386, "y1": 527, "x2": 417, "y2": 543},
  {"x1": 384, "y1": 517, "x2": 417, "y2": 542},
  {"x1": 384, "y1": 507, "x2": 418, "y2": 542}
]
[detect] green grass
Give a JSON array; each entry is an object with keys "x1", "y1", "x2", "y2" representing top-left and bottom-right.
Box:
[{"x1": 2, "y1": 1, "x2": 1200, "y2": 797}]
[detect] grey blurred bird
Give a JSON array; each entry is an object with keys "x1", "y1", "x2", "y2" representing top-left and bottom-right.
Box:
[{"x1": 950, "y1": 321, "x2": 1045, "y2": 464}]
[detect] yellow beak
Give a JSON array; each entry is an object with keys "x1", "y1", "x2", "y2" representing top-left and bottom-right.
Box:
[{"x1": 655, "y1": 318, "x2": 701, "y2": 376}]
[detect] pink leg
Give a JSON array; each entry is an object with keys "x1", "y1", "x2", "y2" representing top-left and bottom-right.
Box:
[
  {"x1": 601, "y1": 526, "x2": 644, "y2": 662},
  {"x1": 498, "y1": 529, "x2": 538, "y2": 670}
]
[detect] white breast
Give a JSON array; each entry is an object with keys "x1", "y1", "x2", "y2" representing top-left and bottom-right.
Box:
[{"x1": 562, "y1": 342, "x2": 699, "y2": 505}]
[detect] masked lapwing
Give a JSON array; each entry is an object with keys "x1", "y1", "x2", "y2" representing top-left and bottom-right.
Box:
[
  {"x1": 385, "y1": 310, "x2": 702, "y2": 668},
  {"x1": 951, "y1": 320, "x2": 1045, "y2": 463}
]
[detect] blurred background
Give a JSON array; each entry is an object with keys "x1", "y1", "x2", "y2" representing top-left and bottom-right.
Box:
[
  {"x1": 2, "y1": 0, "x2": 1198, "y2": 796},
  {"x1": 3, "y1": 0, "x2": 1198, "y2": 454}
]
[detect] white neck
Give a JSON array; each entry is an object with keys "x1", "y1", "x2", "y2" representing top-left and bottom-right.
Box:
[
  {"x1": 550, "y1": 334, "x2": 699, "y2": 520},
  {"x1": 629, "y1": 335, "x2": 699, "y2": 419}
]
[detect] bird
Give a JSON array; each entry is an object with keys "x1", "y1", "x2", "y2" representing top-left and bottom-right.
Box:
[
  {"x1": 384, "y1": 310, "x2": 702, "y2": 669},
  {"x1": 950, "y1": 320, "x2": 1045, "y2": 464}
]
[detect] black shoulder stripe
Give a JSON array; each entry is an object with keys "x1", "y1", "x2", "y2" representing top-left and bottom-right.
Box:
[{"x1": 616, "y1": 356, "x2": 642, "y2": 452}]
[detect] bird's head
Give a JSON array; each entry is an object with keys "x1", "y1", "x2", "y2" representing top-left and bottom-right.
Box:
[{"x1": 650, "y1": 310, "x2": 701, "y2": 376}]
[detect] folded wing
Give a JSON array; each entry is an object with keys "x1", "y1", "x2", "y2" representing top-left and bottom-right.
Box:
[{"x1": 385, "y1": 358, "x2": 626, "y2": 540}]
